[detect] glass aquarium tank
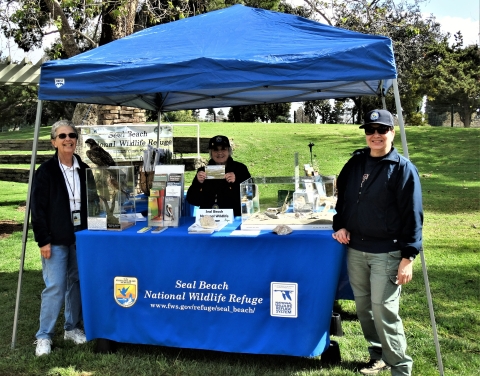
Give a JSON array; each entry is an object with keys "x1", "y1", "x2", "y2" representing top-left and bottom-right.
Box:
[
  {"x1": 239, "y1": 176, "x2": 336, "y2": 231},
  {"x1": 86, "y1": 166, "x2": 136, "y2": 231}
]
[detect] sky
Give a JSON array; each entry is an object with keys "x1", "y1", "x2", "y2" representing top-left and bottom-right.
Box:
[{"x1": 420, "y1": 0, "x2": 479, "y2": 45}]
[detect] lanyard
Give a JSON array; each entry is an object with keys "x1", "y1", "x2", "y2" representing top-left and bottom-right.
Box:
[{"x1": 59, "y1": 160, "x2": 77, "y2": 208}]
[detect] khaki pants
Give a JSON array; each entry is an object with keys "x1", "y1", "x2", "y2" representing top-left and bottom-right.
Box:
[{"x1": 347, "y1": 247, "x2": 413, "y2": 376}]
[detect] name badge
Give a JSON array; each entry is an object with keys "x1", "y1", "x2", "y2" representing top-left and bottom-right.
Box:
[{"x1": 72, "y1": 210, "x2": 81, "y2": 227}]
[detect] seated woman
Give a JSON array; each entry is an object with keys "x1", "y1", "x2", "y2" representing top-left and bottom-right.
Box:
[{"x1": 187, "y1": 135, "x2": 251, "y2": 217}]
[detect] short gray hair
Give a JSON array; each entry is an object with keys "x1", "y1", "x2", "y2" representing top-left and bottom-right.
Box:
[{"x1": 50, "y1": 120, "x2": 78, "y2": 139}]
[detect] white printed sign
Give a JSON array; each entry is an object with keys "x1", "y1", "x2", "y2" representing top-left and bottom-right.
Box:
[
  {"x1": 77, "y1": 124, "x2": 173, "y2": 163},
  {"x1": 196, "y1": 208, "x2": 234, "y2": 224}
]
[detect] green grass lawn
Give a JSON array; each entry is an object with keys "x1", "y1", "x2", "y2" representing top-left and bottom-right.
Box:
[{"x1": 0, "y1": 123, "x2": 479, "y2": 375}]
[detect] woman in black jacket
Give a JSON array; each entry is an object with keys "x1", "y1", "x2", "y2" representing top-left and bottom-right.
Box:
[
  {"x1": 186, "y1": 135, "x2": 251, "y2": 217},
  {"x1": 31, "y1": 120, "x2": 90, "y2": 356}
]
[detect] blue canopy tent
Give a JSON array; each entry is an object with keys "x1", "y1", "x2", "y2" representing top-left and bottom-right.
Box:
[
  {"x1": 14, "y1": 5, "x2": 443, "y2": 371},
  {"x1": 37, "y1": 4, "x2": 398, "y2": 112}
]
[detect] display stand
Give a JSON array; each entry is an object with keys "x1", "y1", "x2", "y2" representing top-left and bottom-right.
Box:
[
  {"x1": 147, "y1": 165, "x2": 185, "y2": 227},
  {"x1": 86, "y1": 166, "x2": 136, "y2": 231}
]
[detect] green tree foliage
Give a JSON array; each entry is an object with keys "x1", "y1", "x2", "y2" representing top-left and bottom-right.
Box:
[
  {"x1": 303, "y1": 99, "x2": 346, "y2": 124},
  {"x1": 0, "y1": 54, "x2": 76, "y2": 128},
  {"x1": 0, "y1": 83, "x2": 38, "y2": 129},
  {"x1": 162, "y1": 110, "x2": 196, "y2": 122},
  {"x1": 228, "y1": 102, "x2": 291, "y2": 123},
  {"x1": 418, "y1": 33, "x2": 480, "y2": 127},
  {"x1": 303, "y1": 0, "x2": 446, "y2": 124}
]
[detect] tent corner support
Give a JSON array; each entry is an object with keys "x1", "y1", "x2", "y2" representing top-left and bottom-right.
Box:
[{"x1": 11, "y1": 100, "x2": 43, "y2": 349}]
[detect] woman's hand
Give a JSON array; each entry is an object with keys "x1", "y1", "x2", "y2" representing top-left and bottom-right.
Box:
[
  {"x1": 225, "y1": 172, "x2": 236, "y2": 183},
  {"x1": 396, "y1": 258, "x2": 414, "y2": 285},
  {"x1": 332, "y1": 228, "x2": 350, "y2": 244},
  {"x1": 40, "y1": 244, "x2": 51, "y2": 259},
  {"x1": 196, "y1": 171, "x2": 206, "y2": 184}
]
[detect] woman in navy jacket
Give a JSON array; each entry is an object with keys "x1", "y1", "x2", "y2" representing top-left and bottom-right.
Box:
[{"x1": 332, "y1": 110, "x2": 423, "y2": 376}]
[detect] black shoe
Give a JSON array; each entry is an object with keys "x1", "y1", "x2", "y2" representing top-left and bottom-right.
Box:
[{"x1": 360, "y1": 359, "x2": 391, "y2": 375}]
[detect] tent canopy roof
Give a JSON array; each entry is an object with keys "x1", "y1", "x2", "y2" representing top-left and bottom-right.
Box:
[{"x1": 38, "y1": 5, "x2": 397, "y2": 111}]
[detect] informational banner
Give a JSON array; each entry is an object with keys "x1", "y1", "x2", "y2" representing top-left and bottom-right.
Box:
[{"x1": 77, "y1": 124, "x2": 173, "y2": 164}]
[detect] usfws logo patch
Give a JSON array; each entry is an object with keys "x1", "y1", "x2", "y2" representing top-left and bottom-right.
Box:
[
  {"x1": 114, "y1": 276, "x2": 138, "y2": 308},
  {"x1": 55, "y1": 78, "x2": 65, "y2": 88}
]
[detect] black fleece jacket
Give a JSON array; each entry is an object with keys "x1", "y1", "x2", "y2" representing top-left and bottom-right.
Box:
[
  {"x1": 186, "y1": 157, "x2": 251, "y2": 216},
  {"x1": 31, "y1": 152, "x2": 90, "y2": 247}
]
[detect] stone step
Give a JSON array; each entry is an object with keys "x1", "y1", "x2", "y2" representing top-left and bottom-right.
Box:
[{"x1": 0, "y1": 154, "x2": 52, "y2": 164}]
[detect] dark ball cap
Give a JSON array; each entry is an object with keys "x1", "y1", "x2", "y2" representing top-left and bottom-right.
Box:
[
  {"x1": 208, "y1": 135, "x2": 230, "y2": 149},
  {"x1": 359, "y1": 109, "x2": 394, "y2": 128}
]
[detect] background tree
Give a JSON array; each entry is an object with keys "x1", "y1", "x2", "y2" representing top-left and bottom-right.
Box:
[
  {"x1": 191, "y1": 109, "x2": 201, "y2": 120},
  {"x1": 301, "y1": 0, "x2": 446, "y2": 124},
  {"x1": 161, "y1": 110, "x2": 196, "y2": 122},
  {"x1": 206, "y1": 108, "x2": 216, "y2": 122},
  {"x1": 417, "y1": 33, "x2": 480, "y2": 127},
  {"x1": 1, "y1": 0, "x2": 286, "y2": 125},
  {"x1": 228, "y1": 103, "x2": 290, "y2": 123}
]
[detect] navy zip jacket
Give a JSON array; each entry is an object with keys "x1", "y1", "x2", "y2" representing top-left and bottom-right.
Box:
[
  {"x1": 186, "y1": 156, "x2": 251, "y2": 217},
  {"x1": 333, "y1": 147, "x2": 423, "y2": 258},
  {"x1": 31, "y1": 152, "x2": 90, "y2": 248}
]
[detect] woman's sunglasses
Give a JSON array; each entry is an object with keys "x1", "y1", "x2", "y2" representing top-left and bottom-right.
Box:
[
  {"x1": 56, "y1": 133, "x2": 78, "y2": 139},
  {"x1": 364, "y1": 125, "x2": 392, "y2": 135}
]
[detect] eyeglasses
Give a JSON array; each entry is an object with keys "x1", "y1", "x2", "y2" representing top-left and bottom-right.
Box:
[
  {"x1": 364, "y1": 125, "x2": 392, "y2": 135},
  {"x1": 56, "y1": 133, "x2": 78, "y2": 139}
]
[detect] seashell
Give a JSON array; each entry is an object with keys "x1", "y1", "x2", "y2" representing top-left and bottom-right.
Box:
[
  {"x1": 199, "y1": 215, "x2": 216, "y2": 228},
  {"x1": 272, "y1": 225, "x2": 293, "y2": 235}
]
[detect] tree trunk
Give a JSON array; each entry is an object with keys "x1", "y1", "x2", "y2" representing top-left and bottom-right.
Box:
[
  {"x1": 351, "y1": 97, "x2": 363, "y2": 124},
  {"x1": 460, "y1": 105, "x2": 472, "y2": 128},
  {"x1": 100, "y1": 0, "x2": 138, "y2": 44},
  {"x1": 43, "y1": 0, "x2": 80, "y2": 57},
  {"x1": 73, "y1": 0, "x2": 145, "y2": 125}
]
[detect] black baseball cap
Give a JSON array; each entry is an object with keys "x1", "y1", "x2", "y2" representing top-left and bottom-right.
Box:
[
  {"x1": 209, "y1": 135, "x2": 230, "y2": 149},
  {"x1": 359, "y1": 109, "x2": 395, "y2": 128}
]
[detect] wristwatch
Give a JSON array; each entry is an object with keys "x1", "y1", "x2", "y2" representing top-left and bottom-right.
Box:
[{"x1": 406, "y1": 256, "x2": 416, "y2": 261}]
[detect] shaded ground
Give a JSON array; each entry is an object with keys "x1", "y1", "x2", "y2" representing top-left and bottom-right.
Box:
[
  {"x1": 0, "y1": 205, "x2": 25, "y2": 239},
  {"x1": 0, "y1": 220, "x2": 23, "y2": 239}
]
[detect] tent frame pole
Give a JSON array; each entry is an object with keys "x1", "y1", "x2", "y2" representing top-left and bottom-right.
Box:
[
  {"x1": 157, "y1": 111, "x2": 161, "y2": 149},
  {"x1": 379, "y1": 80, "x2": 387, "y2": 110},
  {"x1": 11, "y1": 100, "x2": 43, "y2": 349},
  {"x1": 393, "y1": 79, "x2": 444, "y2": 376}
]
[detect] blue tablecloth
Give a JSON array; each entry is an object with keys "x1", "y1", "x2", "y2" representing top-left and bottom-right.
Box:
[{"x1": 76, "y1": 218, "x2": 352, "y2": 357}]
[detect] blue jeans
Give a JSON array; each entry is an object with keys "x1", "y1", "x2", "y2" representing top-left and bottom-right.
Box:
[
  {"x1": 36, "y1": 244, "x2": 82, "y2": 340},
  {"x1": 347, "y1": 247, "x2": 413, "y2": 376}
]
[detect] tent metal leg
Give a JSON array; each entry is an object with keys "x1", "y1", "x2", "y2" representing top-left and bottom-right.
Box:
[
  {"x1": 420, "y1": 251, "x2": 445, "y2": 375},
  {"x1": 11, "y1": 100, "x2": 43, "y2": 349},
  {"x1": 392, "y1": 79, "x2": 410, "y2": 159},
  {"x1": 392, "y1": 79, "x2": 444, "y2": 375}
]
